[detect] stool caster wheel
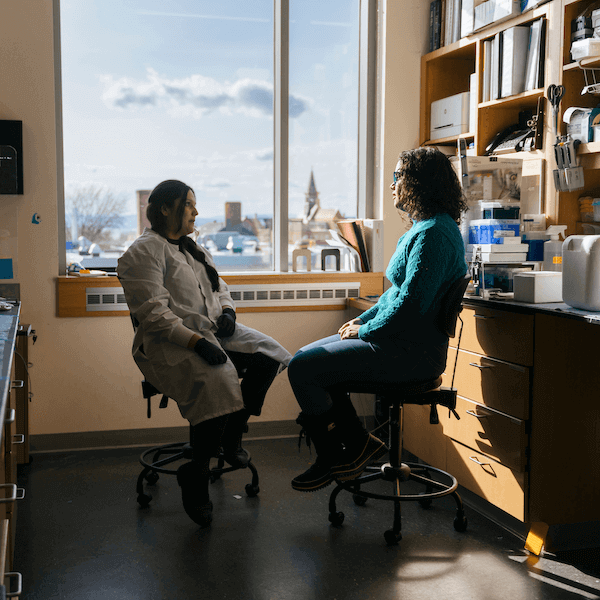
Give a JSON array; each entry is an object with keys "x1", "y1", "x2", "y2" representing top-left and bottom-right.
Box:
[
  {"x1": 453, "y1": 515, "x2": 468, "y2": 532},
  {"x1": 245, "y1": 483, "x2": 259, "y2": 497},
  {"x1": 353, "y1": 494, "x2": 367, "y2": 506},
  {"x1": 145, "y1": 471, "x2": 159, "y2": 485},
  {"x1": 418, "y1": 498, "x2": 433, "y2": 509},
  {"x1": 384, "y1": 530, "x2": 401, "y2": 545},
  {"x1": 329, "y1": 511, "x2": 344, "y2": 526},
  {"x1": 137, "y1": 493, "x2": 152, "y2": 507}
]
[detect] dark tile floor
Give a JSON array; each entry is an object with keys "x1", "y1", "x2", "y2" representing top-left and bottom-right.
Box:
[{"x1": 14, "y1": 438, "x2": 600, "y2": 600}]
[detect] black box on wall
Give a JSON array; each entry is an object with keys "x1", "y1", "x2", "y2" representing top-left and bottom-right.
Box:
[{"x1": 0, "y1": 120, "x2": 23, "y2": 194}]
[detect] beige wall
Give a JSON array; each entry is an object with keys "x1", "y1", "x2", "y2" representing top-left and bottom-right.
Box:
[{"x1": 0, "y1": 0, "x2": 428, "y2": 436}]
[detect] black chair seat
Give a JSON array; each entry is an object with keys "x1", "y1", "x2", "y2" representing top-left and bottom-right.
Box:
[{"x1": 334, "y1": 376, "x2": 442, "y2": 398}]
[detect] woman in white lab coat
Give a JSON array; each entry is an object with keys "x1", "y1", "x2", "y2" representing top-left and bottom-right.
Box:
[{"x1": 118, "y1": 180, "x2": 291, "y2": 527}]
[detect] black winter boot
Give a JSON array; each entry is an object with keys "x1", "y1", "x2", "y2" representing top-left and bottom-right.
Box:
[
  {"x1": 176, "y1": 461, "x2": 213, "y2": 527},
  {"x1": 329, "y1": 397, "x2": 388, "y2": 482},
  {"x1": 221, "y1": 409, "x2": 251, "y2": 468},
  {"x1": 291, "y1": 410, "x2": 344, "y2": 492}
]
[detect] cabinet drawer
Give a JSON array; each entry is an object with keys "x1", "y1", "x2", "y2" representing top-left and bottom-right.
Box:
[
  {"x1": 403, "y1": 404, "x2": 446, "y2": 469},
  {"x1": 457, "y1": 306, "x2": 534, "y2": 366},
  {"x1": 447, "y1": 439, "x2": 526, "y2": 521},
  {"x1": 443, "y1": 347, "x2": 530, "y2": 420},
  {"x1": 441, "y1": 396, "x2": 527, "y2": 472}
]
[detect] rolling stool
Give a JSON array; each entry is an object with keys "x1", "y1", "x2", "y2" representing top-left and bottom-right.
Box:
[
  {"x1": 136, "y1": 378, "x2": 260, "y2": 508},
  {"x1": 327, "y1": 274, "x2": 471, "y2": 545}
]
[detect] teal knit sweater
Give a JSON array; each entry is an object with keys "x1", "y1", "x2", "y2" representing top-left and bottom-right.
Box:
[{"x1": 358, "y1": 213, "x2": 467, "y2": 348}]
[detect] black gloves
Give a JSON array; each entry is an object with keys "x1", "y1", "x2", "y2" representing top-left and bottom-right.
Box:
[
  {"x1": 216, "y1": 307, "x2": 236, "y2": 338},
  {"x1": 194, "y1": 338, "x2": 227, "y2": 365}
]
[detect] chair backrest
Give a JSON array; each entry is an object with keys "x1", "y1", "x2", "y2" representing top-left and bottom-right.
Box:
[{"x1": 435, "y1": 274, "x2": 471, "y2": 338}]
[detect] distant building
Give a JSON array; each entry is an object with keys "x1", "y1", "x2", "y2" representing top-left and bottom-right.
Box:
[
  {"x1": 137, "y1": 190, "x2": 151, "y2": 235},
  {"x1": 289, "y1": 170, "x2": 344, "y2": 246},
  {"x1": 225, "y1": 202, "x2": 242, "y2": 229}
]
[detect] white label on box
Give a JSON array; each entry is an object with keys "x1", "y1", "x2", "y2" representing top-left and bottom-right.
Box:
[{"x1": 493, "y1": 230, "x2": 516, "y2": 238}]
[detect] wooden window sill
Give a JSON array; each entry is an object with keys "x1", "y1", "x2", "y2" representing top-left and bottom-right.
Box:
[{"x1": 56, "y1": 272, "x2": 384, "y2": 317}]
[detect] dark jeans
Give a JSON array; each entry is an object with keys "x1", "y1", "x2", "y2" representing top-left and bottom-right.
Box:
[
  {"x1": 225, "y1": 351, "x2": 280, "y2": 416},
  {"x1": 287, "y1": 334, "x2": 448, "y2": 416}
]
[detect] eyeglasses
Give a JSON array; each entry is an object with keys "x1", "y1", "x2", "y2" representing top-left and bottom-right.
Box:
[{"x1": 391, "y1": 171, "x2": 401, "y2": 186}]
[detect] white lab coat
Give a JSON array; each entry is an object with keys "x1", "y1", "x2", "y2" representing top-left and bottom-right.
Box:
[{"x1": 117, "y1": 229, "x2": 292, "y2": 426}]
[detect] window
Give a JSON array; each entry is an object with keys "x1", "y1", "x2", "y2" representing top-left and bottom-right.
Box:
[{"x1": 60, "y1": 0, "x2": 371, "y2": 273}]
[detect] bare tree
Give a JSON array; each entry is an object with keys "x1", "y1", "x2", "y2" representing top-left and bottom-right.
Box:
[{"x1": 65, "y1": 185, "x2": 125, "y2": 244}]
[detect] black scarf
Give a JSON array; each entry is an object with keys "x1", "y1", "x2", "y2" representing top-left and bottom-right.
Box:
[{"x1": 168, "y1": 236, "x2": 220, "y2": 292}]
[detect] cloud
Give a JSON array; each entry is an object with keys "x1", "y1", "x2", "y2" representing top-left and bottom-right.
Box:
[{"x1": 101, "y1": 68, "x2": 309, "y2": 119}]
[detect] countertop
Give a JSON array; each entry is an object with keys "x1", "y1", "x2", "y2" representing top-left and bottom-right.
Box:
[{"x1": 348, "y1": 294, "x2": 600, "y2": 325}]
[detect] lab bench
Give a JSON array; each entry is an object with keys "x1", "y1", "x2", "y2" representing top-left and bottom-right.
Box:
[
  {"x1": 0, "y1": 303, "x2": 29, "y2": 597},
  {"x1": 348, "y1": 294, "x2": 600, "y2": 551}
]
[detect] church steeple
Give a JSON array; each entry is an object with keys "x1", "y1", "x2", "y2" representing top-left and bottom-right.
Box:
[{"x1": 303, "y1": 168, "x2": 320, "y2": 224}]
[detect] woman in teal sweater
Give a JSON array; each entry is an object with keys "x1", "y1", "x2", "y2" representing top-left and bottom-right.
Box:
[{"x1": 288, "y1": 147, "x2": 468, "y2": 492}]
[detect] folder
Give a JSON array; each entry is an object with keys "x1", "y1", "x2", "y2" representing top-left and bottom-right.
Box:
[
  {"x1": 461, "y1": 0, "x2": 475, "y2": 38},
  {"x1": 525, "y1": 18, "x2": 546, "y2": 91},
  {"x1": 501, "y1": 25, "x2": 530, "y2": 98},
  {"x1": 482, "y1": 39, "x2": 493, "y2": 102},
  {"x1": 491, "y1": 32, "x2": 503, "y2": 100}
]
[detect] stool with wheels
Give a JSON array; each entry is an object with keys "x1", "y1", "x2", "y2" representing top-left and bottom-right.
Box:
[
  {"x1": 327, "y1": 274, "x2": 471, "y2": 545},
  {"x1": 135, "y1": 378, "x2": 260, "y2": 509}
]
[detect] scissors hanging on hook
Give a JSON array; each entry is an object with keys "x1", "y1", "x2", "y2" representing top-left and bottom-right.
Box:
[{"x1": 548, "y1": 84, "x2": 565, "y2": 135}]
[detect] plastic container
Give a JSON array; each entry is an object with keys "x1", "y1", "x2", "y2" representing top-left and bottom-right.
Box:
[
  {"x1": 468, "y1": 219, "x2": 520, "y2": 245},
  {"x1": 522, "y1": 214, "x2": 547, "y2": 262},
  {"x1": 543, "y1": 225, "x2": 567, "y2": 271},
  {"x1": 593, "y1": 199, "x2": 600, "y2": 222},
  {"x1": 579, "y1": 197, "x2": 595, "y2": 222},
  {"x1": 562, "y1": 235, "x2": 600, "y2": 311},
  {"x1": 480, "y1": 201, "x2": 520, "y2": 220}
]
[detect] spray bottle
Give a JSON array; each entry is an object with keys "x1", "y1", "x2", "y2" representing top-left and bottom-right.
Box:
[{"x1": 543, "y1": 225, "x2": 567, "y2": 271}]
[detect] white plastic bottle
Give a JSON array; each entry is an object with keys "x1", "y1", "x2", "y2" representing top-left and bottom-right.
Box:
[{"x1": 543, "y1": 225, "x2": 567, "y2": 271}]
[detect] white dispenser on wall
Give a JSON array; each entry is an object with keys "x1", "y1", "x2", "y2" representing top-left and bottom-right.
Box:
[{"x1": 543, "y1": 225, "x2": 567, "y2": 271}]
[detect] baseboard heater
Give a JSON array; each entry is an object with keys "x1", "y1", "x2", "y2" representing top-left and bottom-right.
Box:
[
  {"x1": 86, "y1": 282, "x2": 360, "y2": 312},
  {"x1": 228, "y1": 282, "x2": 360, "y2": 307}
]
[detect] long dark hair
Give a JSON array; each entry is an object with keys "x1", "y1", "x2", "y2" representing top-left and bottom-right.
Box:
[
  {"x1": 394, "y1": 147, "x2": 467, "y2": 223},
  {"x1": 146, "y1": 180, "x2": 220, "y2": 292}
]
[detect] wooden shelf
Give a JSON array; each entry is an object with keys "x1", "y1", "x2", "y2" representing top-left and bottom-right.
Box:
[{"x1": 479, "y1": 88, "x2": 544, "y2": 109}]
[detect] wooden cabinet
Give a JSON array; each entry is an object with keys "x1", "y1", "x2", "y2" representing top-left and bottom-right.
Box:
[
  {"x1": 404, "y1": 302, "x2": 600, "y2": 532},
  {"x1": 419, "y1": 1, "x2": 600, "y2": 234},
  {"x1": 0, "y1": 311, "x2": 27, "y2": 597},
  {"x1": 406, "y1": 304, "x2": 531, "y2": 521}
]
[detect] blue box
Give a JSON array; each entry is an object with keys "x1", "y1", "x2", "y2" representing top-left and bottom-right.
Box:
[
  {"x1": 0, "y1": 258, "x2": 13, "y2": 279},
  {"x1": 469, "y1": 219, "x2": 520, "y2": 244}
]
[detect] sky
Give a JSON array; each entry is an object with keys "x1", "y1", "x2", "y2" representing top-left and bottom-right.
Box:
[{"x1": 59, "y1": 0, "x2": 360, "y2": 224}]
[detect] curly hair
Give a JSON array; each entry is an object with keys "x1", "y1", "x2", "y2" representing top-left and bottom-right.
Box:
[{"x1": 394, "y1": 147, "x2": 467, "y2": 223}]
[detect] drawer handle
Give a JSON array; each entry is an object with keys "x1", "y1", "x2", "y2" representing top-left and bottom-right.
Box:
[
  {"x1": 5, "y1": 571, "x2": 22, "y2": 598},
  {"x1": 0, "y1": 483, "x2": 26, "y2": 504},
  {"x1": 4, "y1": 409, "x2": 15, "y2": 425},
  {"x1": 469, "y1": 362, "x2": 492, "y2": 370},
  {"x1": 466, "y1": 409, "x2": 489, "y2": 419},
  {"x1": 473, "y1": 314, "x2": 494, "y2": 320},
  {"x1": 12, "y1": 434, "x2": 25, "y2": 445},
  {"x1": 469, "y1": 456, "x2": 490, "y2": 466},
  {"x1": 10, "y1": 380, "x2": 24, "y2": 389}
]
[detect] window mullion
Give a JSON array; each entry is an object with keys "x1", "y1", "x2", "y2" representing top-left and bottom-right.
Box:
[{"x1": 273, "y1": 0, "x2": 289, "y2": 272}]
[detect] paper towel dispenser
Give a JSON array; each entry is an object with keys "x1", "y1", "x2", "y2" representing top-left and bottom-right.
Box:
[{"x1": 0, "y1": 120, "x2": 23, "y2": 195}]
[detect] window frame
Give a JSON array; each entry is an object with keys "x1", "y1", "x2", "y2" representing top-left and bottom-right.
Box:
[{"x1": 55, "y1": 0, "x2": 377, "y2": 276}]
